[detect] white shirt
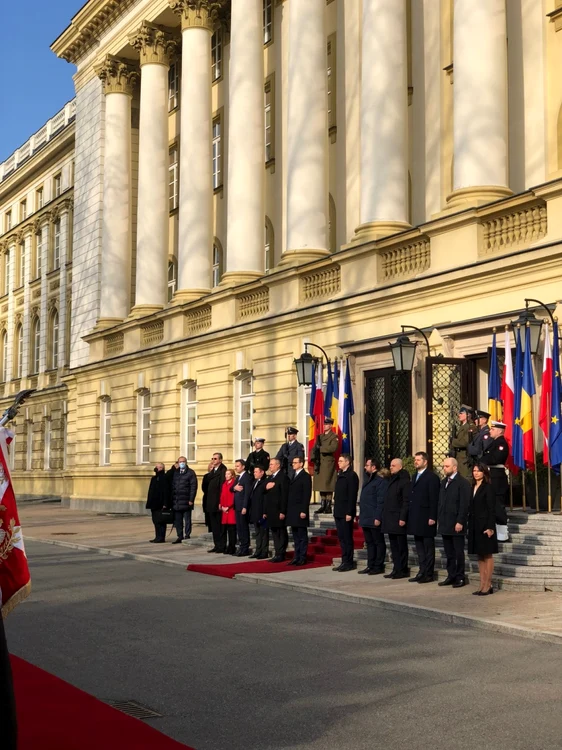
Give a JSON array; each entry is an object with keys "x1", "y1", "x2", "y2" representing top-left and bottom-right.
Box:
[{"x1": 294, "y1": 468, "x2": 302, "y2": 477}]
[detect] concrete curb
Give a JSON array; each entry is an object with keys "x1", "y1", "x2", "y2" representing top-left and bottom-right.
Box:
[{"x1": 236, "y1": 573, "x2": 562, "y2": 646}]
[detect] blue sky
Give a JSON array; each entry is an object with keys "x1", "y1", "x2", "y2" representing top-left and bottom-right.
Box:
[{"x1": 0, "y1": 0, "x2": 84, "y2": 162}]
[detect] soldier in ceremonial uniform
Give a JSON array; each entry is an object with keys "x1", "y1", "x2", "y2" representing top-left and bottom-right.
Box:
[
  {"x1": 450, "y1": 405, "x2": 478, "y2": 478},
  {"x1": 312, "y1": 418, "x2": 339, "y2": 514},
  {"x1": 467, "y1": 409, "x2": 491, "y2": 467},
  {"x1": 480, "y1": 420, "x2": 509, "y2": 525},
  {"x1": 246, "y1": 438, "x2": 270, "y2": 475},
  {"x1": 276, "y1": 427, "x2": 305, "y2": 479}
]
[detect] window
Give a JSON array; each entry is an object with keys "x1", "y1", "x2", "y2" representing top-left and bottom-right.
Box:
[
  {"x1": 265, "y1": 84, "x2": 272, "y2": 162},
  {"x1": 0, "y1": 332, "x2": 7, "y2": 382},
  {"x1": 212, "y1": 118, "x2": 222, "y2": 190},
  {"x1": 36, "y1": 188, "x2": 44, "y2": 210},
  {"x1": 5, "y1": 212, "x2": 11, "y2": 232},
  {"x1": 264, "y1": 218, "x2": 274, "y2": 272},
  {"x1": 212, "y1": 241, "x2": 223, "y2": 287},
  {"x1": 26, "y1": 421, "x2": 32, "y2": 471},
  {"x1": 3, "y1": 250, "x2": 9, "y2": 296},
  {"x1": 263, "y1": 0, "x2": 273, "y2": 45},
  {"x1": 8, "y1": 430, "x2": 15, "y2": 472},
  {"x1": 14, "y1": 324, "x2": 23, "y2": 379},
  {"x1": 185, "y1": 384, "x2": 197, "y2": 463},
  {"x1": 169, "y1": 146, "x2": 178, "y2": 212},
  {"x1": 329, "y1": 194, "x2": 336, "y2": 253},
  {"x1": 44, "y1": 418, "x2": 51, "y2": 470},
  {"x1": 168, "y1": 61, "x2": 179, "y2": 111},
  {"x1": 264, "y1": 75, "x2": 275, "y2": 163},
  {"x1": 211, "y1": 30, "x2": 222, "y2": 82},
  {"x1": 101, "y1": 399, "x2": 111, "y2": 466},
  {"x1": 50, "y1": 311, "x2": 59, "y2": 370},
  {"x1": 53, "y1": 174, "x2": 62, "y2": 198},
  {"x1": 35, "y1": 229, "x2": 42, "y2": 278},
  {"x1": 327, "y1": 35, "x2": 337, "y2": 134},
  {"x1": 237, "y1": 374, "x2": 254, "y2": 459},
  {"x1": 17, "y1": 243, "x2": 24, "y2": 288},
  {"x1": 167, "y1": 259, "x2": 177, "y2": 302},
  {"x1": 138, "y1": 392, "x2": 151, "y2": 464},
  {"x1": 20, "y1": 200, "x2": 27, "y2": 222},
  {"x1": 53, "y1": 220, "x2": 61, "y2": 270},
  {"x1": 31, "y1": 318, "x2": 40, "y2": 374}
]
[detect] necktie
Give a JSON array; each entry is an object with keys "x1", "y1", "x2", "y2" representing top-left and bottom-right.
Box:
[{"x1": 446, "y1": 477, "x2": 451, "y2": 488}]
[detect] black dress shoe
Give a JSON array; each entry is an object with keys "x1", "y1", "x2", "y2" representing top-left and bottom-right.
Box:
[
  {"x1": 149, "y1": 539, "x2": 157, "y2": 543},
  {"x1": 478, "y1": 587, "x2": 494, "y2": 596},
  {"x1": 287, "y1": 559, "x2": 298, "y2": 566},
  {"x1": 332, "y1": 564, "x2": 344, "y2": 572},
  {"x1": 248, "y1": 553, "x2": 258, "y2": 559},
  {"x1": 438, "y1": 577, "x2": 454, "y2": 587},
  {"x1": 214, "y1": 549, "x2": 224, "y2": 553},
  {"x1": 393, "y1": 571, "x2": 409, "y2": 580},
  {"x1": 417, "y1": 575, "x2": 434, "y2": 583},
  {"x1": 338, "y1": 563, "x2": 355, "y2": 572},
  {"x1": 408, "y1": 574, "x2": 422, "y2": 582},
  {"x1": 452, "y1": 580, "x2": 466, "y2": 588},
  {"x1": 295, "y1": 560, "x2": 306, "y2": 566},
  {"x1": 172, "y1": 538, "x2": 183, "y2": 544},
  {"x1": 358, "y1": 567, "x2": 372, "y2": 575},
  {"x1": 271, "y1": 557, "x2": 285, "y2": 564},
  {"x1": 207, "y1": 548, "x2": 217, "y2": 553},
  {"x1": 368, "y1": 568, "x2": 385, "y2": 575},
  {"x1": 383, "y1": 571, "x2": 396, "y2": 579},
  {"x1": 154, "y1": 539, "x2": 165, "y2": 544}
]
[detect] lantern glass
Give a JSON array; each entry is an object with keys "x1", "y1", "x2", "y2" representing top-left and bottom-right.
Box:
[
  {"x1": 390, "y1": 335, "x2": 417, "y2": 372},
  {"x1": 294, "y1": 352, "x2": 315, "y2": 386},
  {"x1": 510, "y1": 310, "x2": 542, "y2": 355}
]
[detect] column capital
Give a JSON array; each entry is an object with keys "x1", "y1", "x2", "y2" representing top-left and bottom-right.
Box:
[
  {"x1": 130, "y1": 22, "x2": 178, "y2": 66},
  {"x1": 169, "y1": 0, "x2": 221, "y2": 32},
  {"x1": 95, "y1": 55, "x2": 139, "y2": 96}
]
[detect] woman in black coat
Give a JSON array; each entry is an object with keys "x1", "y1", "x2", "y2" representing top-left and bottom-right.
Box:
[
  {"x1": 382, "y1": 463, "x2": 410, "y2": 578},
  {"x1": 146, "y1": 463, "x2": 171, "y2": 543},
  {"x1": 468, "y1": 463, "x2": 498, "y2": 595}
]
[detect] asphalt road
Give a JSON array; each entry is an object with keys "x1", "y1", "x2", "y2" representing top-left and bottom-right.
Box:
[{"x1": 6, "y1": 541, "x2": 562, "y2": 750}]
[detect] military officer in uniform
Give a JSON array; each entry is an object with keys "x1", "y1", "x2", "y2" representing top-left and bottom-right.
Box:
[
  {"x1": 467, "y1": 409, "x2": 491, "y2": 467},
  {"x1": 480, "y1": 420, "x2": 509, "y2": 525},
  {"x1": 246, "y1": 438, "x2": 270, "y2": 475},
  {"x1": 312, "y1": 418, "x2": 339, "y2": 514},
  {"x1": 276, "y1": 427, "x2": 305, "y2": 479},
  {"x1": 450, "y1": 405, "x2": 478, "y2": 478}
]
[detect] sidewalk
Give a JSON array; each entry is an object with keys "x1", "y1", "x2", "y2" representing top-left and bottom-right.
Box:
[{"x1": 20, "y1": 503, "x2": 562, "y2": 644}]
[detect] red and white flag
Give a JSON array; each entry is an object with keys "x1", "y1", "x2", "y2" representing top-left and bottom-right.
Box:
[
  {"x1": 501, "y1": 328, "x2": 515, "y2": 471},
  {"x1": 539, "y1": 323, "x2": 553, "y2": 464},
  {"x1": 0, "y1": 427, "x2": 31, "y2": 617}
]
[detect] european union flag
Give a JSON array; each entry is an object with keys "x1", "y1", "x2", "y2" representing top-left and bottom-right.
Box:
[
  {"x1": 512, "y1": 327, "x2": 524, "y2": 471},
  {"x1": 488, "y1": 330, "x2": 502, "y2": 421},
  {"x1": 341, "y1": 360, "x2": 355, "y2": 456},
  {"x1": 550, "y1": 321, "x2": 562, "y2": 469}
]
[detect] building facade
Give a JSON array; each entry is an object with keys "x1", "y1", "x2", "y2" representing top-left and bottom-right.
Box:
[{"x1": 2, "y1": 0, "x2": 562, "y2": 511}]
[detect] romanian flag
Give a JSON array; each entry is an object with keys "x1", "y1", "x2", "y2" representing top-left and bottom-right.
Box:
[
  {"x1": 539, "y1": 324, "x2": 553, "y2": 464},
  {"x1": 341, "y1": 360, "x2": 355, "y2": 456},
  {"x1": 307, "y1": 363, "x2": 317, "y2": 463},
  {"x1": 488, "y1": 330, "x2": 502, "y2": 421},
  {"x1": 501, "y1": 327, "x2": 515, "y2": 471},
  {"x1": 519, "y1": 325, "x2": 536, "y2": 470},
  {"x1": 512, "y1": 327, "x2": 524, "y2": 471},
  {"x1": 308, "y1": 363, "x2": 324, "y2": 471},
  {"x1": 550, "y1": 321, "x2": 562, "y2": 469}
]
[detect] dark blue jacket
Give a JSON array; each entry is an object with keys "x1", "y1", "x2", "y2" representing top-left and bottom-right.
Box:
[
  {"x1": 407, "y1": 469, "x2": 440, "y2": 538},
  {"x1": 231, "y1": 470, "x2": 253, "y2": 512},
  {"x1": 167, "y1": 466, "x2": 198, "y2": 512},
  {"x1": 359, "y1": 473, "x2": 387, "y2": 527}
]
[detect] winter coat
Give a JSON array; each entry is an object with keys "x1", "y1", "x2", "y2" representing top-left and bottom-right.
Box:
[
  {"x1": 407, "y1": 469, "x2": 440, "y2": 538},
  {"x1": 220, "y1": 479, "x2": 236, "y2": 525},
  {"x1": 145, "y1": 471, "x2": 171, "y2": 511},
  {"x1": 264, "y1": 471, "x2": 289, "y2": 528},
  {"x1": 467, "y1": 482, "x2": 498, "y2": 556},
  {"x1": 438, "y1": 473, "x2": 471, "y2": 536},
  {"x1": 167, "y1": 466, "x2": 198, "y2": 512},
  {"x1": 382, "y1": 469, "x2": 410, "y2": 534},
  {"x1": 201, "y1": 464, "x2": 226, "y2": 513},
  {"x1": 276, "y1": 440, "x2": 305, "y2": 478},
  {"x1": 313, "y1": 431, "x2": 339, "y2": 493},
  {"x1": 246, "y1": 449, "x2": 270, "y2": 474},
  {"x1": 286, "y1": 469, "x2": 312, "y2": 527},
  {"x1": 358, "y1": 473, "x2": 387, "y2": 528},
  {"x1": 333, "y1": 469, "x2": 359, "y2": 519},
  {"x1": 249, "y1": 477, "x2": 267, "y2": 525}
]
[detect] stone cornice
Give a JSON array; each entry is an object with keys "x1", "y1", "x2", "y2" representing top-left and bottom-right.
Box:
[
  {"x1": 130, "y1": 22, "x2": 178, "y2": 67},
  {"x1": 95, "y1": 55, "x2": 139, "y2": 96},
  {"x1": 169, "y1": 0, "x2": 222, "y2": 32}
]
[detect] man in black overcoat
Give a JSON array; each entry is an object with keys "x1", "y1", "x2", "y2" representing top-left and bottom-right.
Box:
[
  {"x1": 264, "y1": 458, "x2": 290, "y2": 562},
  {"x1": 246, "y1": 438, "x2": 270, "y2": 474},
  {"x1": 407, "y1": 451, "x2": 440, "y2": 583},
  {"x1": 480, "y1": 420, "x2": 509, "y2": 522},
  {"x1": 382, "y1": 458, "x2": 411, "y2": 579},
  {"x1": 438, "y1": 457, "x2": 470, "y2": 588},
  {"x1": 167, "y1": 457, "x2": 198, "y2": 543},
  {"x1": 232, "y1": 458, "x2": 253, "y2": 556},
  {"x1": 145, "y1": 462, "x2": 171, "y2": 543},
  {"x1": 249, "y1": 466, "x2": 269, "y2": 559},
  {"x1": 332, "y1": 454, "x2": 359, "y2": 572},
  {"x1": 286, "y1": 456, "x2": 312, "y2": 565},
  {"x1": 202, "y1": 453, "x2": 227, "y2": 553}
]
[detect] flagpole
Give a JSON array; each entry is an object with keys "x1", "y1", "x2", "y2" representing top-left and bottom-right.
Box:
[
  {"x1": 509, "y1": 472, "x2": 513, "y2": 512},
  {"x1": 522, "y1": 471, "x2": 527, "y2": 511}
]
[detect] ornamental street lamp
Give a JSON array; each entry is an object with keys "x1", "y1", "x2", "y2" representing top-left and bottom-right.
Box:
[
  {"x1": 510, "y1": 304, "x2": 543, "y2": 355},
  {"x1": 294, "y1": 342, "x2": 330, "y2": 386},
  {"x1": 390, "y1": 325, "x2": 431, "y2": 372}
]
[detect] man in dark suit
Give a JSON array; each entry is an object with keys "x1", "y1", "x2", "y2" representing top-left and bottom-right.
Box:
[
  {"x1": 246, "y1": 438, "x2": 270, "y2": 474},
  {"x1": 408, "y1": 451, "x2": 440, "y2": 583},
  {"x1": 249, "y1": 466, "x2": 269, "y2": 559},
  {"x1": 202, "y1": 453, "x2": 227, "y2": 553},
  {"x1": 276, "y1": 427, "x2": 305, "y2": 479},
  {"x1": 232, "y1": 458, "x2": 253, "y2": 557},
  {"x1": 286, "y1": 456, "x2": 312, "y2": 565},
  {"x1": 264, "y1": 457, "x2": 290, "y2": 562},
  {"x1": 438, "y1": 457, "x2": 471, "y2": 588},
  {"x1": 332, "y1": 454, "x2": 359, "y2": 572}
]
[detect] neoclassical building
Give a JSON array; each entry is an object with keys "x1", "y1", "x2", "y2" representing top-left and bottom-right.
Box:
[{"x1": 1, "y1": 0, "x2": 562, "y2": 511}]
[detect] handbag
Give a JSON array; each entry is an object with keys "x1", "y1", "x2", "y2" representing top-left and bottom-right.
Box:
[{"x1": 156, "y1": 508, "x2": 175, "y2": 525}]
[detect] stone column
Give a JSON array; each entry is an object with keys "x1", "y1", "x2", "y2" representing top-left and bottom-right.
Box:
[
  {"x1": 222, "y1": 0, "x2": 264, "y2": 285},
  {"x1": 21, "y1": 228, "x2": 33, "y2": 378},
  {"x1": 95, "y1": 56, "x2": 138, "y2": 327},
  {"x1": 353, "y1": 0, "x2": 410, "y2": 243},
  {"x1": 130, "y1": 23, "x2": 176, "y2": 315},
  {"x1": 170, "y1": 0, "x2": 218, "y2": 301},
  {"x1": 447, "y1": 0, "x2": 511, "y2": 208},
  {"x1": 282, "y1": 0, "x2": 329, "y2": 265}
]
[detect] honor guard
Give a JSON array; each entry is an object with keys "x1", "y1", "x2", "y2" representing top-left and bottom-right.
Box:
[
  {"x1": 467, "y1": 409, "x2": 491, "y2": 466},
  {"x1": 312, "y1": 418, "x2": 339, "y2": 514},
  {"x1": 480, "y1": 420, "x2": 509, "y2": 522},
  {"x1": 276, "y1": 427, "x2": 305, "y2": 479},
  {"x1": 246, "y1": 438, "x2": 270, "y2": 475},
  {"x1": 450, "y1": 405, "x2": 478, "y2": 478}
]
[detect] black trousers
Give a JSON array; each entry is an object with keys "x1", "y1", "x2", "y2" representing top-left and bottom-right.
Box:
[
  {"x1": 210, "y1": 511, "x2": 226, "y2": 551},
  {"x1": 174, "y1": 510, "x2": 192, "y2": 540},
  {"x1": 224, "y1": 524, "x2": 237, "y2": 553},
  {"x1": 254, "y1": 524, "x2": 270, "y2": 557},
  {"x1": 271, "y1": 527, "x2": 288, "y2": 558},
  {"x1": 0, "y1": 615, "x2": 17, "y2": 750},
  {"x1": 236, "y1": 510, "x2": 251, "y2": 552},
  {"x1": 388, "y1": 533, "x2": 409, "y2": 573},
  {"x1": 291, "y1": 526, "x2": 309, "y2": 562},
  {"x1": 414, "y1": 535, "x2": 435, "y2": 578},
  {"x1": 151, "y1": 510, "x2": 166, "y2": 542},
  {"x1": 335, "y1": 517, "x2": 355, "y2": 565},
  {"x1": 442, "y1": 534, "x2": 466, "y2": 582},
  {"x1": 362, "y1": 525, "x2": 386, "y2": 569}
]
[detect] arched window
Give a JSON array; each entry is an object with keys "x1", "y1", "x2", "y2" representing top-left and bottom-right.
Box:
[
  {"x1": 31, "y1": 318, "x2": 40, "y2": 374},
  {"x1": 328, "y1": 195, "x2": 336, "y2": 253},
  {"x1": 212, "y1": 240, "x2": 223, "y2": 287},
  {"x1": 167, "y1": 258, "x2": 177, "y2": 302},
  {"x1": 0, "y1": 331, "x2": 7, "y2": 382},
  {"x1": 50, "y1": 311, "x2": 59, "y2": 370},
  {"x1": 14, "y1": 324, "x2": 23, "y2": 379},
  {"x1": 264, "y1": 217, "x2": 274, "y2": 272}
]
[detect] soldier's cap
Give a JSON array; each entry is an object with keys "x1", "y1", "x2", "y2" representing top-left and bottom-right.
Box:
[
  {"x1": 324, "y1": 418, "x2": 334, "y2": 425},
  {"x1": 475, "y1": 410, "x2": 491, "y2": 420},
  {"x1": 459, "y1": 404, "x2": 474, "y2": 414},
  {"x1": 254, "y1": 438, "x2": 266, "y2": 443},
  {"x1": 287, "y1": 427, "x2": 299, "y2": 435},
  {"x1": 490, "y1": 420, "x2": 506, "y2": 429}
]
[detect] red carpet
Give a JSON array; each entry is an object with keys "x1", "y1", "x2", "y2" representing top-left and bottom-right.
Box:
[{"x1": 11, "y1": 655, "x2": 194, "y2": 749}]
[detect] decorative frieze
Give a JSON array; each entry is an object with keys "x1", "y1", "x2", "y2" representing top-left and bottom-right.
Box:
[
  {"x1": 95, "y1": 55, "x2": 139, "y2": 96},
  {"x1": 50, "y1": 280, "x2": 61, "y2": 292},
  {"x1": 184, "y1": 305, "x2": 212, "y2": 336},
  {"x1": 140, "y1": 320, "x2": 164, "y2": 347},
  {"x1": 480, "y1": 203, "x2": 547, "y2": 256},
  {"x1": 130, "y1": 22, "x2": 177, "y2": 66},
  {"x1": 169, "y1": 0, "x2": 221, "y2": 32},
  {"x1": 237, "y1": 289, "x2": 269, "y2": 320},
  {"x1": 32, "y1": 289, "x2": 41, "y2": 300},
  {"x1": 380, "y1": 239, "x2": 430, "y2": 281},
  {"x1": 15, "y1": 297, "x2": 23, "y2": 308},
  {"x1": 104, "y1": 332, "x2": 124, "y2": 357},
  {"x1": 301, "y1": 265, "x2": 341, "y2": 303}
]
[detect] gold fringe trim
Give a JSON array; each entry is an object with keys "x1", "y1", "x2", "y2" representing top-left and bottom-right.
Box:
[{"x1": 2, "y1": 580, "x2": 32, "y2": 619}]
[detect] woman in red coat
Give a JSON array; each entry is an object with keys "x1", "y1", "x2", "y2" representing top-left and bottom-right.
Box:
[{"x1": 220, "y1": 469, "x2": 237, "y2": 555}]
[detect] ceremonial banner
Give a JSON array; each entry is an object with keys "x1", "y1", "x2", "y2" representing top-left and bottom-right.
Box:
[
  {"x1": 0, "y1": 427, "x2": 31, "y2": 617},
  {"x1": 341, "y1": 360, "x2": 355, "y2": 457},
  {"x1": 501, "y1": 328, "x2": 515, "y2": 470},
  {"x1": 488, "y1": 330, "x2": 502, "y2": 421},
  {"x1": 520, "y1": 326, "x2": 536, "y2": 470},
  {"x1": 539, "y1": 324, "x2": 553, "y2": 464},
  {"x1": 550, "y1": 321, "x2": 562, "y2": 470},
  {"x1": 512, "y1": 328, "x2": 525, "y2": 472}
]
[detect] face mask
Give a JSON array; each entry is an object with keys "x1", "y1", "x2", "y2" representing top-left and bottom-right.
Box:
[
  {"x1": 179, "y1": 462, "x2": 187, "y2": 470},
  {"x1": 154, "y1": 467, "x2": 160, "y2": 473}
]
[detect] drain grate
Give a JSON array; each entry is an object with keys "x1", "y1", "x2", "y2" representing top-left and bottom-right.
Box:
[
  {"x1": 107, "y1": 700, "x2": 163, "y2": 720},
  {"x1": 51, "y1": 532, "x2": 78, "y2": 536}
]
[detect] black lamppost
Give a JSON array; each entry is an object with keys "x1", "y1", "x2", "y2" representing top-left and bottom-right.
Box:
[
  {"x1": 510, "y1": 301, "x2": 546, "y2": 355},
  {"x1": 390, "y1": 325, "x2": 431, "y2": 372},
  {"x1": 294, "y1": 343, "x2": 330, "y2": 386}
]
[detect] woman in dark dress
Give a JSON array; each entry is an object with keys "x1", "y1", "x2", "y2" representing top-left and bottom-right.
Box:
[{"x1": 468, "y1": 463, "x2": 498, "y2": 595}]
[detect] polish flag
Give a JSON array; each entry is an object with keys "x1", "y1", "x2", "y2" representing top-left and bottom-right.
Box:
[
  {"x1": 501, "y1": 328, "x2": 515, "y2": 471},
  {"x1": 539, "y1": 324, "x2": 553, "y2": 464}
]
